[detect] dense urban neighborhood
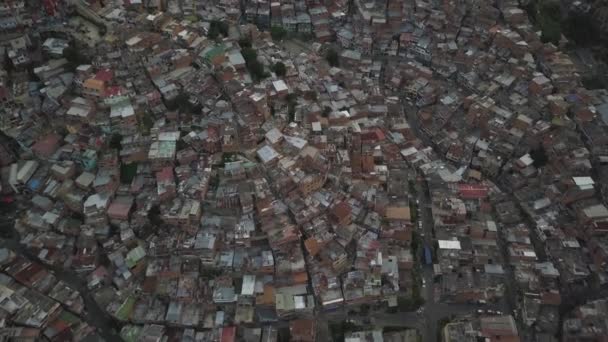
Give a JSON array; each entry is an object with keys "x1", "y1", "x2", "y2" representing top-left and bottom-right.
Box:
[{"x1": 1, "y1": 0, "x2": 608, "y2": 341}]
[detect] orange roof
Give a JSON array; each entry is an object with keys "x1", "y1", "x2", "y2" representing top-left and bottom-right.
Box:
[
  {"x1": 256, "y1": 284, "x2": 275, "y2": 305},
  {"x1": 83, "y1": 78, "x2": 105, "y2": 91},
  {"x1": 304, "y1": 238, "x2": 320, "y2": 256},
  {"x1": 292, "y1": 271, "x2": 308, "y2": 284},
  {"x1": 386, "y1": 206, "x2": 411, "y2": 221}
]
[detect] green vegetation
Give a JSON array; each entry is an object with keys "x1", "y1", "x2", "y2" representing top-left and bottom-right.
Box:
[
  {"x1": 140, "y1": 112, "x2": 154, "y2": 135},
  {"x1": 238, "y1": 37, "x2": 252, "y2": 49},
  {"x1": 330, "y1": 322, "x2": 360, "y2": 341},
  {"x1": 564, "y1": 12, "x2": 598, "y2": 47},
  {"x1": 387, "y1": 295, "x2": 425, "y2": 313},
  {"x1": 437, "y1": 316, "x2": 454, "y2": 342},
  {"x1": 242, "y1": 47, "x2": 269, "y2": 81},
  {"x1": 63, "y1": 43, "x2": 91, "y2": 70},
  {"x1": 110, "y1": 133, "x2": 122, "y2": 151},
  {"x1": 120, "y1": 163, "x2": 138, "y2": 184},
  {"x1": 410, "y1": 201, "x2": 418, "y2": 223},
  {"x1": 286, "y1": 93, "x2": 298, "y2": 122},
  {"x1": 322, "y1": 106, "x2": 332, "y2": 117},
  {"x1": 272, "y1": 61, "x2": 287, "y2": 77},
  {"x1": 165, "y1": 92, "x2": 201, "y2": 114},
  {"x1": 270, "y1": 26, "x2": 287, "y2": 41},
  {"x1": 207, "y1": 20, "x2": 229, "y2": 39},
  {"x1": 526, "y1": 0, "x2": 561, "y2": 44},
  {"x1": 222, "y1": 152, "x2": 239, "y2": 164},
  {"x1": 200, "y1": 268, "x2": 223, "y2": 279},
  {"x1": 147, "y1": 205, "x2": 162, "y2": 226},
  {"x1": 411, "y1": 231, "x2": 422, "y2": 255},
  {"x1": 120, "y1": 325, "x2": 142, "y2": 342},
  {"x1": 526, "y1": 0, "x2": 601, "y2": 48},
  {"x1": 530, "y1": 145, "x2": 548, "y2": 168},
  {"x1": 325, "y1": 48, "x2": 340, "y2": 67}
]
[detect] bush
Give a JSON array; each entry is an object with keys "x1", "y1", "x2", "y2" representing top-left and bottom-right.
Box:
[
  {"x1": 565, "y1": 13, "x2": 597, "y2": 46},
  {"x1": 322, "y1": 106, "x2": 332, "y2": 117},
  {"x1": 528, "y1": 0, "x2": 562, "y2": 45},
  {"x1": 242, "y1": 47, "x2": 268, "y2": 81},
  {"x1": 540, "y1": 17, "x2": 561, "y2": 44},
  {"x1": 110, "y1": 133, "x2": 123, "y2": 150},
  {"x1": 120, "y1": 163, "x2": 138, "y2": 184},
  {"x1": 63, "y1": 44, "x2": 91, "y2": 70},
  {"x1": 140, "y1": 112, "x2": 154, "y2": 135},
  {"x1": 271, "y1": 26, "x2": 287, "y2": 41},
  {"x1": 530, "y1": 145, "x2": 548, "y2": 168},
  {"x1": 325, "y1": 48, "x2": 339, "y2": 67},
  {"x1": 238, "y1": 37, "x2": 252, "y2": 49},
  {"x1": 208, "y1": 20, "x2": 229, "y2": 39},
  {"x1": 272, "y1": 62, "x2": 286, "y2": 77}
]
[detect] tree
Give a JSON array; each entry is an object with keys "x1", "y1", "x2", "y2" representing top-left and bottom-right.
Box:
[
  {"x1": 208, "y1": 20, "x2": 229, "y2": 39},
  {"x1": 241, "y1": 47, "x2": 257, "y2": 63},
  {"x1": 238, "y1": 37, "x2": 252, "y2": 49},
  {"x1": 147, "y1": 205, "x2": 162, "y2": 226},
  {"x1": 322, "y1": 106, "x2": 332, "y2": 117},
  {"x1": 533, "y1": 0, "x2": 562, "y2": 45},
  {"x1": 270, "y1": 26, "x2": 287, "y2": 41},
  {"x1": 287, "y1": 94, "x2": 297, "y2": 122},
  {"x1": 63, "y1": 44, "x2": 91, "y2": 70},
  {"x1": 272, "y1": 62, "x2": 286, "y2": 77},
  {"x1": 540, "y1": 17, "x2": 561, "y2": 44},
  {"x1": 242, "y1": 47, "x2": 268, "y2": 81},
  {"x1": 325, "y1": 48, "x2": 339, "y2": 67},
  {"x1": 110, "y1": 133, "x2": 123, "y2": 150},
  {"x1": 530, "y1": 145, "x2": 549, "y2": 168},
  {"x1": 565, "y1": 12, "x2": 597, "y2": 46},
  {"x1": 120, "y1": 162, "x2": 138, "y2": 184}
]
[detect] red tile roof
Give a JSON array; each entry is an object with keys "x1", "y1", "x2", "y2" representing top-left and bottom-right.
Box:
[
  {"x1": 458, "y1": 184, "x2": 489, "y2": 199},
  {"x1": 221, "y1": 327, "x2": 236, "y2": 342},
  {"x1": 94, "y1": 69, "x2": 114, "y2": 82}
]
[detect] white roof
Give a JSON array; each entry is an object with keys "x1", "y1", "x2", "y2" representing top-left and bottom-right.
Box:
[
  {"x1": 265, "y1": 128, "x2": 283, "y2": 144},
  {"x1": 573, "y1": 176, "x2": 594, "y2": 186},
  {"x1": 312, "y1": 122, "x2": 322, "y2": 132},
  {"x1": 126, "y1": 36, "x2": 142, "y2": 46},
  {"x1": 257, "y1": 145, "x2": 280, "y2": 163},
  {"x1": 84, "y1": 193, "x2": 110, "y2": 210},
  {"x1": 17, "y1": 160, "x2": 38, "y2": 184},
  {"x1": 519, "y1": 153, "x2": 534, "y2": 167},
  {"x1": 272, "y1": 80, "x2": 288, "y2": 92},
  {"x1": 158, "y1": 131, "x2": 180, "y2": 141},
  {"x1": 523, "y1": 250, "x2": 537, "y2": 258},
  {"x1": 110, "y1": 103, "x2": 135, "y2": 118},
  {"x1": 401, "y1": 147, "x2": 418, "y2": 157},
  {"x1": 241, "y1": 275, "x2": 256, "y2": 296},
  {"x1": 438, "y1": 240, "x2": 461, "y2": 250},
  {"x1": 67, "y1": 105, "x2": 89, "y2": 117},
  {"x1": 284, "y1": 136, "x2": 307, "y2": 150},
  {"x1": 228, "y1": 51, "x2": 245, "y2": 65}
]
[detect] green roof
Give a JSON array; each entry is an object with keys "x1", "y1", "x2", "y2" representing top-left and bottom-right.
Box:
[
  {"x1": 59, "y1": 311, "x2": 80, "y2": 325},
  {"x1": 126, "y1": 246, "x2": 146, "y2": 268},
  {"x1": 120, "y1": 325, "x2": 142, "y2": 342},
  {"x1": 115, "y1": 296, "x2": 136, "y2": 321},
  {"x1": 202, "y1": 44, "x2": 225, "y2": 61}
]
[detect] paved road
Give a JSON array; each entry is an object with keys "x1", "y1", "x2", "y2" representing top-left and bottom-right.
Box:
[{"x1": 397, "y1": 98, "x2": 515, "y2": 342}]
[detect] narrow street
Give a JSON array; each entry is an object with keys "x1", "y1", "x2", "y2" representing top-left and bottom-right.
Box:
[
  {"x1": 0, "y1": 205, "x2": 122, "y2": 341},
  {"x1": 400, "y1": 100, "x2": 513, "y2": 342}
]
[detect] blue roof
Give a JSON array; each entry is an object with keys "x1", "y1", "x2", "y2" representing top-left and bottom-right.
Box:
[{"x1": 27, "y1": 179, "x2": 41, "y2": 191}]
